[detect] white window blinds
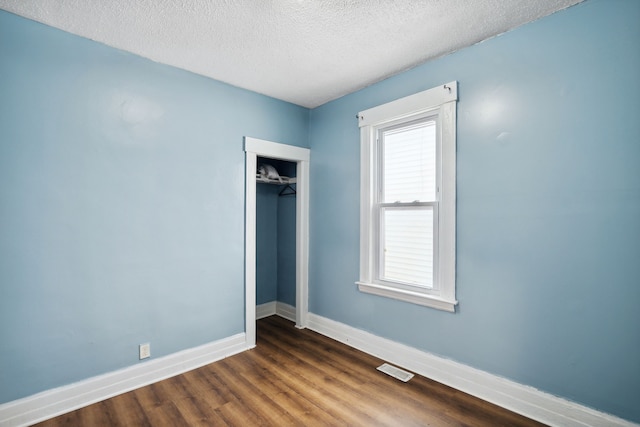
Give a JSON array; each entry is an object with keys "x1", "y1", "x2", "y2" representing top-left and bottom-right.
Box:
[{"x1": 382, "y1": 120, "x2": 436, "y2": 203}]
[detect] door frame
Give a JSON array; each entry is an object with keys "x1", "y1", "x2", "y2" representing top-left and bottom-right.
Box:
[{"x1": 244, "y1": 137, "x2": 310, "y2": 347}]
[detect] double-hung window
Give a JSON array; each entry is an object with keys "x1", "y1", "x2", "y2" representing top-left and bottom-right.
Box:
[{"x1": 356, "y1": 82, "x2": 458, "y2": 312}]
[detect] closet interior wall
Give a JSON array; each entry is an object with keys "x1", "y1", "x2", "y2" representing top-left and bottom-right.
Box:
[{"x1": 256, "y1": 157, "x2": 296, "y2": 309}]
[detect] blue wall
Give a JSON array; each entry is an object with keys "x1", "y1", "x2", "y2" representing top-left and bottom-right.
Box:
[
  {"x1": 256, "y1": 184, "x2": 279, "y2": 304},
  {"x1": 277, "y1": 189, "x2": 297, "y2": 307},
  {"x1": 309, "y1": 0, "x2": 640, "y2": 423},
  {"x1": 0, "y1": 10, "x2": 308, "y2": 404},
  {"x1": 255, "y1": 186, "x2": 297, "y2": 307}
]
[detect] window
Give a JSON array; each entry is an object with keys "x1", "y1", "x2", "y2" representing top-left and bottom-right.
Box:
[{"x1": 356, "y1": 82, "x2": 458, "y2": 312}]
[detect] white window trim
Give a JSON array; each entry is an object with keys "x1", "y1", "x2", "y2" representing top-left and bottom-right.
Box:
[{"x1": 356, "y1": 82, "x2": 458, "y2": 312}]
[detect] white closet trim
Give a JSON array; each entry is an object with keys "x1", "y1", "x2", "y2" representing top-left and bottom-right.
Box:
[{"x1": 244, "y1": 137, "x2": 310, "y2": 347}]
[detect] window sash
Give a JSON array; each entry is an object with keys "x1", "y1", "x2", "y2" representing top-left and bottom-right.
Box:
[
  {"x1": 373, "y1": 114, "x2": 439, "y2": 294},
  {"x1": 379, "y1": 118, "x2": 437, "y2": 204},
  {"x1": 376, "y1": 203, "x2": 438, "y2": 292}
]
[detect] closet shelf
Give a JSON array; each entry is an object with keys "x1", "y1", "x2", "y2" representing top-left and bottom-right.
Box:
[{"x1": 256, "y1": 175, "x2": 297, "y2": 185}]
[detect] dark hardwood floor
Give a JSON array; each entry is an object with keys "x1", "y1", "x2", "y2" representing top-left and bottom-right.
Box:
[{"x1": 35, "y1": 316, "x2": 546, "y2": 426}]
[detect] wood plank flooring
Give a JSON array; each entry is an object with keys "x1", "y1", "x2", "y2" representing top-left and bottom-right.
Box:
[{"x1": 34, "y1": 316, "x2": 546, "y2": 426}]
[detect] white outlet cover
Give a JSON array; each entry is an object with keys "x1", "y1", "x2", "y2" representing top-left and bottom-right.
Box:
[{"x1": 139, "y1": 343, "x2": 150, "y2": 359}]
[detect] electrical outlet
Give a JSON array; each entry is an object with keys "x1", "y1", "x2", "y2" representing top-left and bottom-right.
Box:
[{"x1": 139, "y1": 343, "x2": 150, "y2": 360}]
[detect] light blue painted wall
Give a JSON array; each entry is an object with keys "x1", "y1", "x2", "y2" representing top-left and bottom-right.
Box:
[
  {"x1": 256, "y1": 184, "x2": 279, "y2": 304},
  {"x1": 308, "y1": 0, "x2": 640, "y2": 423},
  {"x1": 0, "y1": 10, "x2": 308, "y2": 404},
  {"x1": 255, "y1": 186, "x2": 296, "y2": 307},
  {"x1": 275, "y1": 159, "x2": 297, "y2": 307},
  {"x1": 277, "y1": 191, "x2": 296, "y2": 307}
]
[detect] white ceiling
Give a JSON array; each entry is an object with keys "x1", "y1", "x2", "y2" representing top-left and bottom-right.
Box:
[{"x1": 0, "y1": 0, "x2": 582, "y2": 108}]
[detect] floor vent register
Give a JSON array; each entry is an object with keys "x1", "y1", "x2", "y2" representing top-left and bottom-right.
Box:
[{"x1": 376, "y1": 363, "x2": 414, "y2": 382}]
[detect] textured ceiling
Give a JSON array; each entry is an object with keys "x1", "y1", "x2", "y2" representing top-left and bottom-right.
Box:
[{"x1": 0, "y1": 0, "x2": 582, "y2": 108}]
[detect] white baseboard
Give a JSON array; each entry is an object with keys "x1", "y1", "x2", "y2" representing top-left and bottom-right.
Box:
[
  {"x1": 275, "y1": 302, "x2": 296, "y2": 322},
  {"x1": 256, "y1": 301, "x2": 277, "y2": 319},
  {"x1": 0, "y1": 333, "x2": 250, "y2": 427},
  {"x1": 256, "y1": 301, "x2": 296, "y2": 323},
  {"x1": 306, "y1": 313, "x2": 637, "y2": 427}
]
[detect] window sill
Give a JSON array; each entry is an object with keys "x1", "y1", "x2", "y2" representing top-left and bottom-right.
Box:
[{"x1": 356, "y1": 281, "x2": 458, "y2": 312}]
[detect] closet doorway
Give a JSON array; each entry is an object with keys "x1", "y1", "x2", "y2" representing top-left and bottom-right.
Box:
[{"x1": 244, "y1": 137, "x2": 310, "y2": 348}]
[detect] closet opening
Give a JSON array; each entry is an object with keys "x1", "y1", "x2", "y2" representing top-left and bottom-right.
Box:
[
  {"x1": 256, "y1": 157, "x2": 297, "y2": 323},
  {"x1": 244, "y1": 137, "x2": 310, "y2": 348}
]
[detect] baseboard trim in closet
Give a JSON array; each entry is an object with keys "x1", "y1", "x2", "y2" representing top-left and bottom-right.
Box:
[
  {"x1": 256, "y1": 302, "x2": 277, "y2": 319},
  {"x1": 256, "y1": 301, "x2": 295, "y2": 322},
  {"x1": 276, "y1": 302, "x2": 296, "y2": 322}
]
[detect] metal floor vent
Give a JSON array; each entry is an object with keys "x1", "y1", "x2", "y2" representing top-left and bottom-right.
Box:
[{"x1": 376, "y1": 363, "x2": 414, "y2": 382}]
